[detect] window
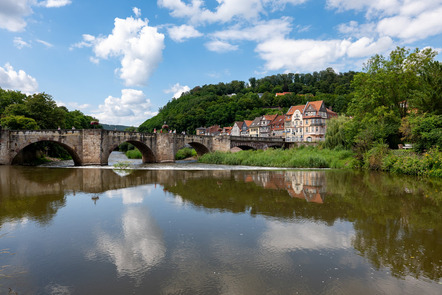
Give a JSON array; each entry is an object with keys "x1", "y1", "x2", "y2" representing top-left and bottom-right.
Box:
[
  {"x1": 305, "y1": 119, "x2": 308, "y2": 125},
  {"x1": 306, "y1": 127, "x2": 308, "y2": 132}
]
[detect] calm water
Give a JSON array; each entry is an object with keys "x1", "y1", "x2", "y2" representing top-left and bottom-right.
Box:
[{"x1": 0, "y1": 154, "x2": 441, "y2": 294}]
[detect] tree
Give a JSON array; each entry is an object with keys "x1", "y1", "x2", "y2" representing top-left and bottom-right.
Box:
[
  {"x1": 1, "y1": 115, "x2": 39, "y2": 130},
  {"x1": 348, "y1": 47, "x2": 438, "y2": 148},
  {"x1": 411, "y1": 61, "x2": 442, "y2": 115}
]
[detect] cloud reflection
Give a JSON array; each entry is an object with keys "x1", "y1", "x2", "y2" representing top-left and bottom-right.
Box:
[
  {"x1": 104, "y1": 186, "x2": 154, "y2": 204},
  {"x1": 87, "y1": 206, "x2": 165, "y2": 279},
  {"x1": 260, "y1": 220, "x2": 354, "y2": 252}
]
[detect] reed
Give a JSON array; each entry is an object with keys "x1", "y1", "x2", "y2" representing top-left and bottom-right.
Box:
[{"x1": 198, "y1": 147, "x2": 357, "y2": 169}]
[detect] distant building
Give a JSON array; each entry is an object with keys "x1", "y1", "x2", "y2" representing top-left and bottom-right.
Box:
[
  {"x1": 195, "y1": 125, "x2": 221, "y2": 136},
  {"x1": 259, "y1": 114, "x2": 277, "y2": 137},
  {"x1": 270, "y1": 115, "x2": 285, "y2": 137},
  {"x1": 284, "y1": 100, "x2": 337, "y2": 142},
  {"x1": 196, "y1": 127, "x2": 206, "y2": 135},
  {"x1": 249, "y1": 117, "x2": 261, "y2": 137},
  {"x1": 231, "y1": 121, "x2": 243, "y2": 136}
]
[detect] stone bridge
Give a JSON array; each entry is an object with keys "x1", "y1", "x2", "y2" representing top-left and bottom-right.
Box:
[
  {"x1": 230, "y1": 136, "x2": 288, "y2": 150},
  {"x1": 0, "y1": 129, "x2": 294, "y2": 166}
]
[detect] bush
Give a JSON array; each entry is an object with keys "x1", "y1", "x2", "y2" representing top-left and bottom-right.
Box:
[
  {"x1": 126, "y1": 149, "x2": 142, "y2": 159},
  {"x1": 175, "y1": 147, "x2": 197, "y2": 160}
]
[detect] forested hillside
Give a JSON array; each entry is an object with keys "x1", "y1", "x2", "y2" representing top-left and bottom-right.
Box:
[{"x1": 138, "y1": 68, "x2": 356, "y2": 133}]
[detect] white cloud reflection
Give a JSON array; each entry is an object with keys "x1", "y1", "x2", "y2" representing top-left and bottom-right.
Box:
[
  {"x1": 260, "y1": 220, "x2": 354, "y2": 252},
  {"x1": 86, "y1": 206, "x2": 165, "y2": 278}
]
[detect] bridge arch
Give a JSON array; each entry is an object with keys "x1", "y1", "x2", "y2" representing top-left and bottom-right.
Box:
[
  {"x1": 107, "y1": 140, "x2": 156, "y2": 164},
  {"x1": 11, "y1": 140, "x2": 82, "y2": 166},
  {"x1": 233, "y1": 145, "x2": 256, "y2": 151},
  {"x1": 185, "y1": 142, "x2": 210, "y2": 156}
]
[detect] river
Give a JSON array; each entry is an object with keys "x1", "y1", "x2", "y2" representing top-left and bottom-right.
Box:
[{"x1": 0, "y1": 152, "x2": 441, "y2": 294}]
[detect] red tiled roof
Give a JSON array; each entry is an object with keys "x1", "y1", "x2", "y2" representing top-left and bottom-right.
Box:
[
  {"x1": 275, "y1": 92, "x2": 292, "y2": 96},
  {"x1": 326, "y1": 108, "x2": 338, "y2": 118},
  {"x1": 305, "y1": 100, "x2": 324, "y2": 113},
  {"x1": 263, "y1": 114, "x2": 277, "y2": 121},
  {"x1": 286, "y1": 105, "x2": 304, "y2": 115},
  {"x1": 244, "y1": 120, "x2": 253, "y2": 127}
]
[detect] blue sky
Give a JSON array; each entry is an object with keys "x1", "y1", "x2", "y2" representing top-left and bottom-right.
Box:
[{"x1": 1, "y1": 0, "x2": 441, "y2": 126}]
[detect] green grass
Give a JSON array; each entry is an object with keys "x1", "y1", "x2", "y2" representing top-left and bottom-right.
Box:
[
  {"x1": 125, "y1": 149, "x2": 142, "y2": 159},
  {"x1": 198, "y1": 146, "x2": 357, "y2": 169}
]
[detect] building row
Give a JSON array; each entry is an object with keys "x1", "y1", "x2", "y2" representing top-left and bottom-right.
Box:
[{"x1": 196, "y1": 100, "x2": 337, "y2": 142}]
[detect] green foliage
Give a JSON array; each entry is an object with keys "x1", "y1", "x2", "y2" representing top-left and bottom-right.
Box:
[
  {"x1": 198, "y1": 147, "x2": 357, "y2": 169},
  {"x1": 347, "y1": 47, "x2": 439, "y2": 151},
  {"x1": 324, "y1": 116, "x2": 353, "y2": 149},
  {"x1": 406, "y1": 114, "x2": 442, "y2": 152},
  {"x1": 126, "y1": 149, "x2": 142, "y2": 159},
  {"x1": 118, "y1": 142, "x2": 135, "y2": 152},
  {"x1": 0, "y1": 88, "x2": 98, "y2": 130},
  {"x1": 1, "y1": 115, "x2": 39, "y2": 130},
  {"x1": 175, "y1": 147, "x2": 197, "y2": 160},
  {"x1": 380, "y1": 148, "x2": 442, "y2": 177}
]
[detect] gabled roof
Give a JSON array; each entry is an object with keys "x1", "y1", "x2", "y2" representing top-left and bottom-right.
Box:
[
  {"x1": 286, "y1": 105, "x2": 304, "y2": 115},
  {"x1": 234, "y1": 121, "x2": 244, "y2": 128},
  {"x1": 250, "y1": 117, "x2": 262, "y2": 127},
  {"x1": 263, "y1": 114, "x2": 277, "y2": 121},
  {"x1": 271, "y1": 115, "x2": 285, "y2": 124},
  {"x1": 244, "y1": 120, "x2": 253, "y2": 127},
  {"x1": 305, "y1": 100, "x2": 324, "y2": 113}
]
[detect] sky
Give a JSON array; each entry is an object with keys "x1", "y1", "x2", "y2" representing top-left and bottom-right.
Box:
[{"x1": 1, "y1": 0, "x2": 441, "y2": 126}]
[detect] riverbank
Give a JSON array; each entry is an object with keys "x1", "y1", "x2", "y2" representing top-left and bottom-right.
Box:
[
  {"x1": 198, "y1": 146, "x2": 357, "y2": 169},
  {"x1": 198, "y1": 146, "x2": 442, "y2": 177}
]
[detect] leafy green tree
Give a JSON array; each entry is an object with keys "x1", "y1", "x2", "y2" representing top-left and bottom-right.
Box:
[
  {"x1": 403, "y1": 114, "x2": 442, "y2": 152},
  {"x1": 324, "y1": 116, "x2": 353, "y2": 149},
  {"x1": 411, "y1": 61, "x2": 442, "y2": 115},
  {"x1": 1, "y1": 115, "x2": 40, "y2": 130}
]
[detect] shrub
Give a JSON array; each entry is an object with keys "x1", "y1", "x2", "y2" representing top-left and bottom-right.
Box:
[{"x1": 126, "y1": 149, "x2": 142, "y2": 159}]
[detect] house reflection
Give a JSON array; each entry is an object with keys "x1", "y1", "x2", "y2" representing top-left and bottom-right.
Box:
[{"x1": 237, "y1": 171, "x2": 326, "y2": 204}]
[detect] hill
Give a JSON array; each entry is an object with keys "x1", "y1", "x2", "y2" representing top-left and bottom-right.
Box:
[{"x1": 138, "y1": 69, "x2": 356, "y2": 133}]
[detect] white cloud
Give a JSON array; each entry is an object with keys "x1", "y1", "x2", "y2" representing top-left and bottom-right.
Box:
[
  {"x1": 78, "y1": 16, "x2": 165, "y2": 87},
  {"x1": 159, "y1": 0, "x2": 309, "y2": 24},
  {"x1": 13, "y1": 37, "x2": 31, "y2": 49},
  {"x1": 168, "y1": 25, "x2": 203, "y2": 42},
  {"x1": 36, "y1": 39, "x2": 53, "y2": 48},
  {"x1": 205, "y1": 40, "x2": 238, "y2": 53},
  {"x1": 133, "y1": 7, "x2": 141, "y2": 17},
  {"x1": 376, "y1": 6, "x2": 442, "y2": 42},
  {"x1": 330, "y1": 0, "x2": 442, "y2": 43},
  {"x1": 0, "y1": 0, "x2": 33, "y2": 32},
  {"x1": 56, "y1": 101, "x2": 91, "y2": 111},
  {"x1": 255, "y1": 36, "x2": 393, "y2": 72},
  {"x1": 93, "y1": 89, "x2": 158, "y2": 126},
  {"x1": 0, "y1": 63, "x2": 38, "y2": 93},
  {"x1": 159, "y1": 0, "x2": 263, "y2": 24},
  {"x1": 211, "y1": 17, "x2": 293, "y2": 42},
  {"x1": 40, "y1": 0, "x2": 71, "y2": 8},
  {"x1": 263, "y1": 0, "x2": 309, "y2": 11},
  {"x1": 0, "y1": 0, "x2": 71, "y2": 32},
  {"x1": 164, "y1": 83, "x2": 190, "y2": 98}
]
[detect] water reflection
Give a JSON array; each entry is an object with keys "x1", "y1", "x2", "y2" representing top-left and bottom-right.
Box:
[
  {"x1": 86, "y1": 204, "x2": 165, "y2": 280},
  {"x1": 0, "y1": 165, "x2": 441, "y2": 291}
]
